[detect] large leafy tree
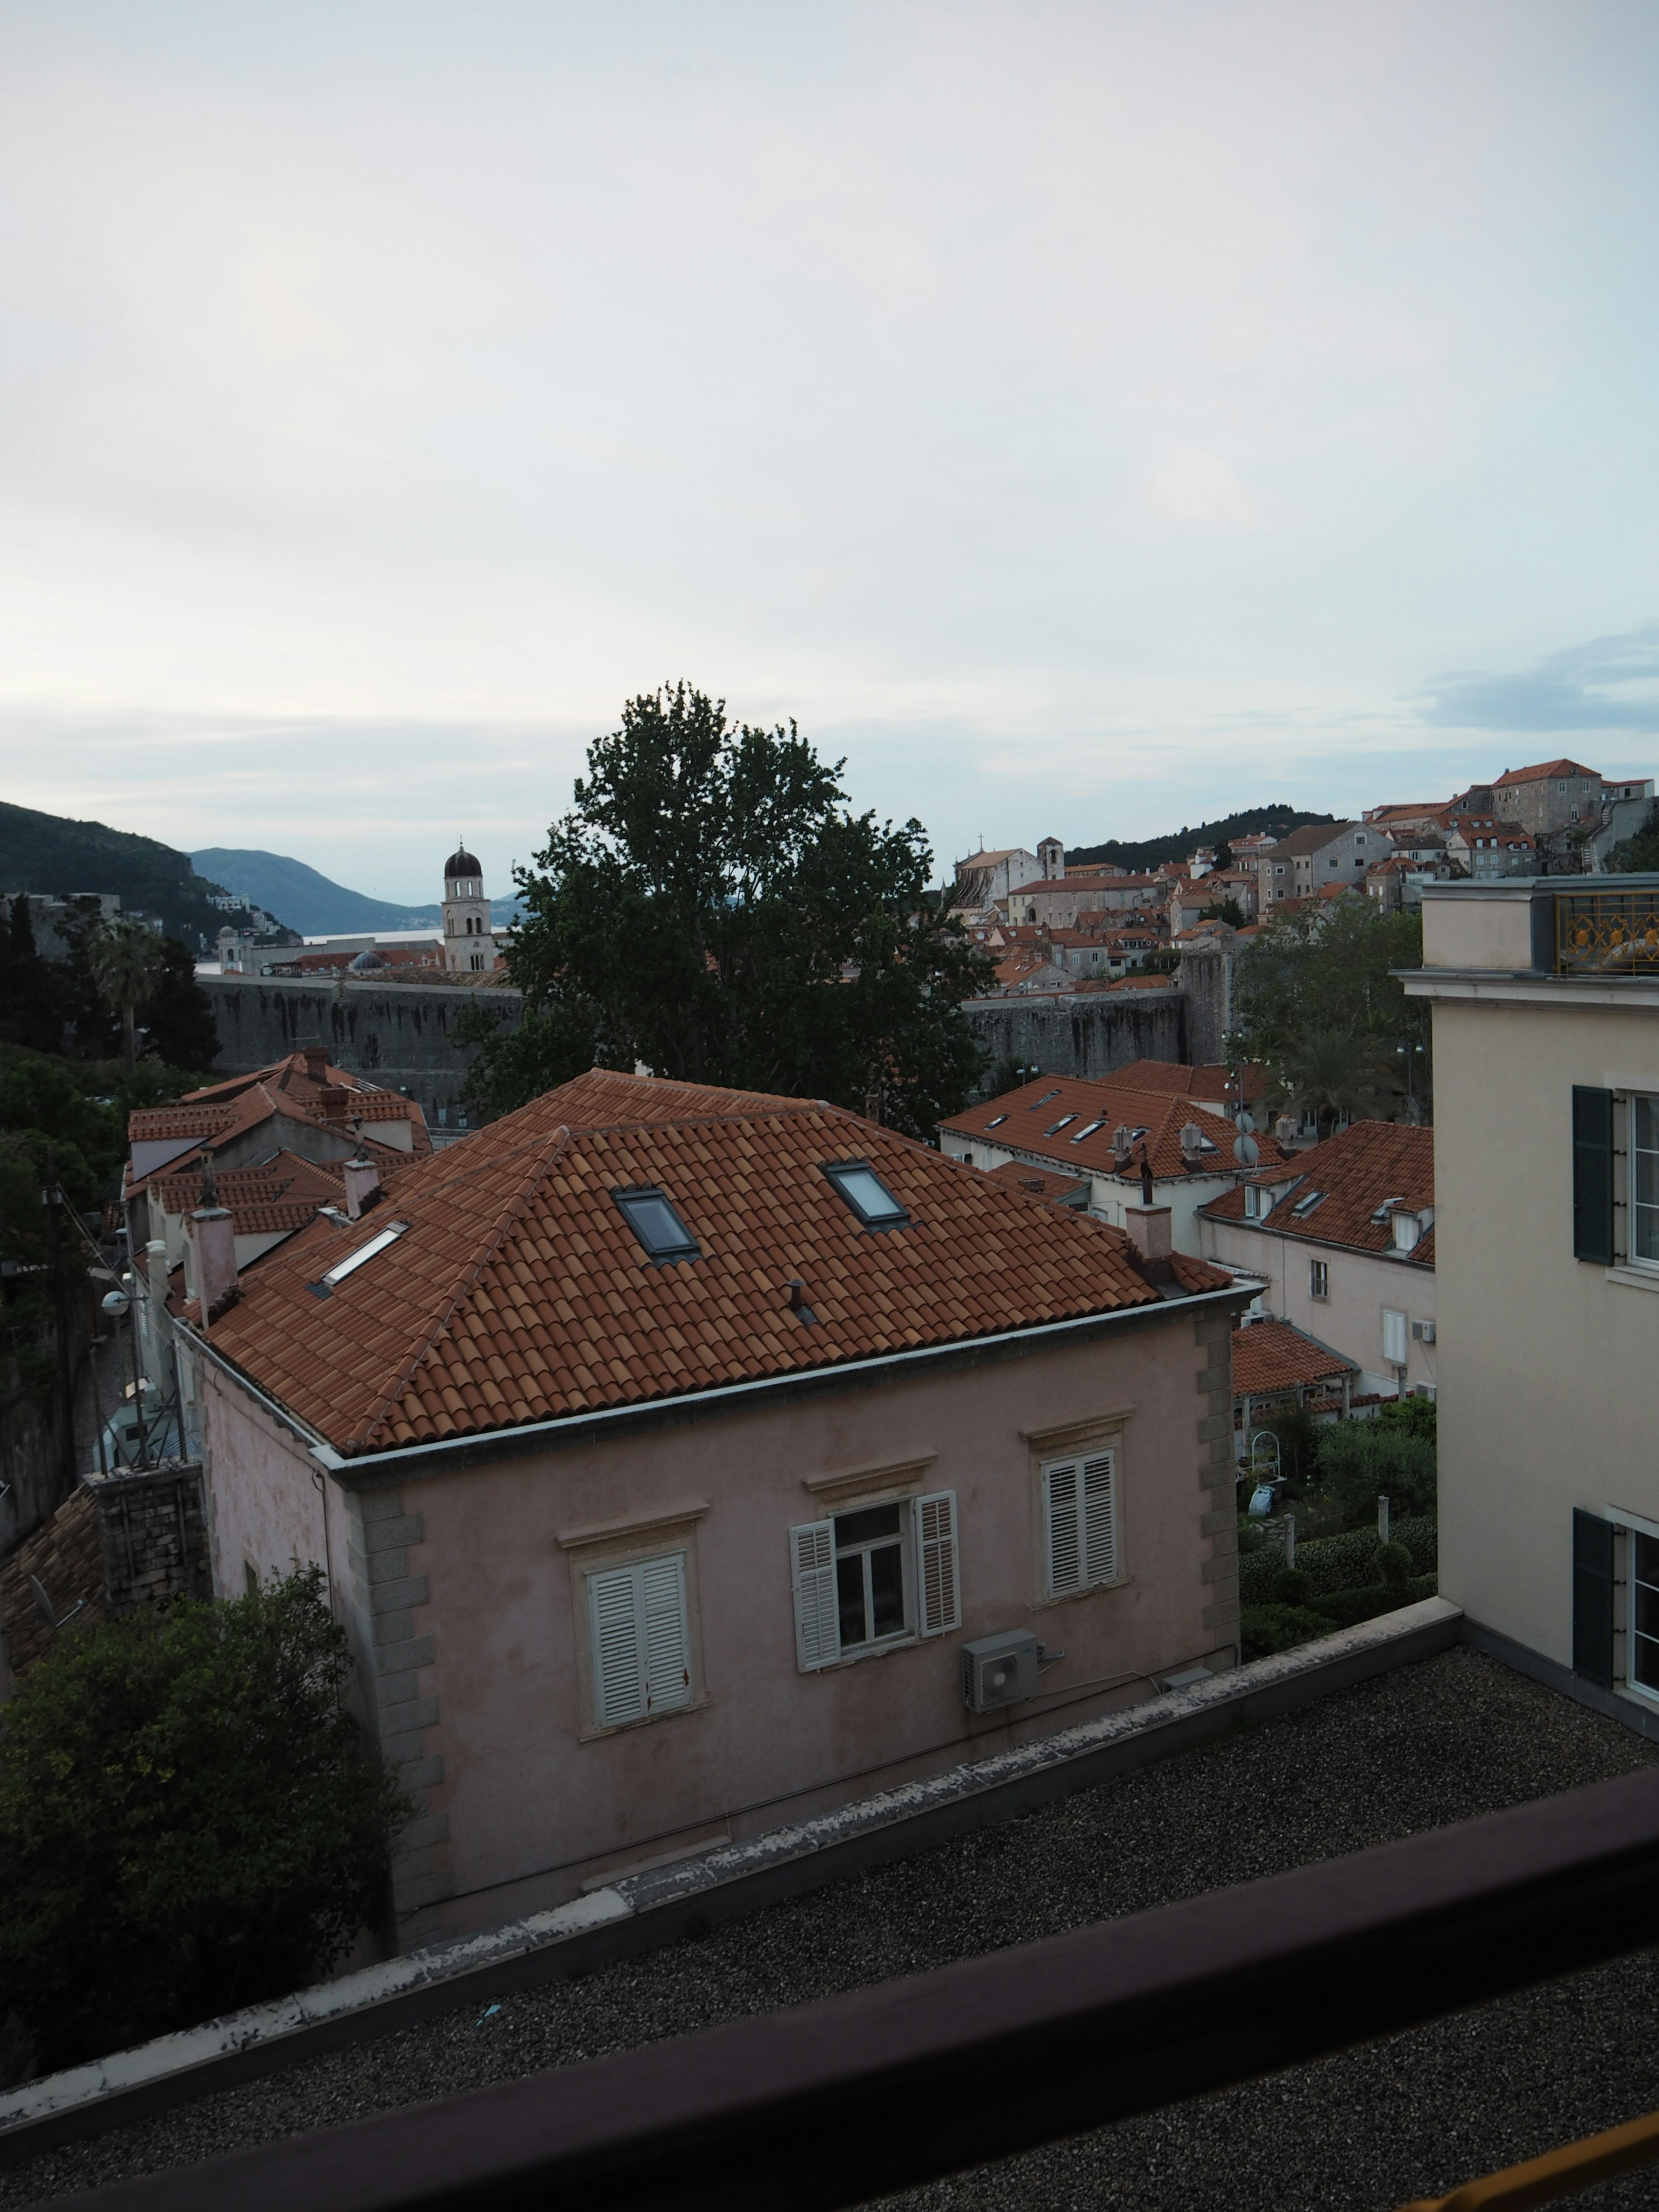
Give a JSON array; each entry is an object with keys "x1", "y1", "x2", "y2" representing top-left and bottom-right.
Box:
[
  {"x1": 0, "y1": 1567, "x2": 407, "y2": 2072},
  {"x1": 460, "y1": 685, "x2": 992, "y2": 1139},
  {"x1": 1231, "y1": 895, "x2": 1430, "y2": 1121}
]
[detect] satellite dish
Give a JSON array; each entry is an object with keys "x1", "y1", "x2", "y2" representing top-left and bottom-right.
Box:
[
  {"x1": 1236, "y1": 1108, "x2": 1256, "y2": 1135},
  {"x1": 1234, "y1": 1133, "x2": 1261, "y2": 1166}
]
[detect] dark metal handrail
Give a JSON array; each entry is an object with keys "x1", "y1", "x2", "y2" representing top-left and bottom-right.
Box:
[{"x1": 56, "y1": 1767, "x2": 1659, "y2": 2212}]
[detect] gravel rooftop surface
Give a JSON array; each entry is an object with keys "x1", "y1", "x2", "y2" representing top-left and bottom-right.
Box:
[{"x1": 6, "y1": 1646, "x2": 1659, "y2": 2211}]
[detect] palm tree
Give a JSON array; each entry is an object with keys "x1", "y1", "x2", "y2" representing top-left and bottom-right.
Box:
[
  {"x1": 1273, "y1": 1027, "x2": 1401, "y2": 1139},
  {"x1": 90, "y1": 919, "x2": 164, "y2": 1072}
]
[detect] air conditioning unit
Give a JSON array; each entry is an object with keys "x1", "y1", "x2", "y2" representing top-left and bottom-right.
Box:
[
  {"x1": 1411, "y1": 1318, "x2": 1436, "y2": 1343},
  {"x1": 962, "y1": 1629, "x2": 1040, "y2": 1712}
]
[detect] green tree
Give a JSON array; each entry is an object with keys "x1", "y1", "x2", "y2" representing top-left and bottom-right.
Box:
[
  {"x1": 1273, "y1": 1026, "x2": 1402, "y2": 1138},
  {"x1": 1231, "y1": 897, "x2": 1430, "y2": 1119},
  {"x1": 460, "y1": 684, "x2": 993, "y2": 1139},
  {"x1": 89, "y1": 918, "x2": 165, "y2": 1072},
  {"x1": 0, "y1": 1567, "x2": 407, "y2": 2072},
  {"x1": 1610, "y1": 803, "x2": 1659, "y2": 874},
  {"x1": 140, "y1": 935, "x2": 219, "y2": 1070},
  {"x1": 0, "y1": 897, "x2": 60, "y2": 1053}
]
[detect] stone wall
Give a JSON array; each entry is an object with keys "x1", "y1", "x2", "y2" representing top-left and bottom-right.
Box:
[
  {"x1": 201, "y1": 976, "x2": 523, "y2": 1122},
  {"x1": 1179, "y1": 941, "x2": 1237, "y2": 1068},
  {"x1": 0, "y1": 1462, "x2": 209, "y2": 1682},
  {"x1": 963, "y1": 987, "x2": 1186, "y2": 1085}
]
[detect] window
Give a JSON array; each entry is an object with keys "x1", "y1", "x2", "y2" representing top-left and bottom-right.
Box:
[
  {"x1": 985, "y1": 1114, "x2": 1007, "y2": 1128},
  {"x1": 1382, "y1": 1308, "x2": 1408, "y2": 1365},
  {"x1": 1633, "y1": 1095, "x2": 1659, "y2": 1266},
  {"x1": 1632, "y1": 1530, "x2": 1659, "y2": 1698},
  {"x1": 962, "y1": 1151, "x2": 974, "y2": 1167},
  {"x1": 1042, "y1": 1451, "x2": 1116, "y2": 1596},
  {"x1": 1392, "y1": 1212, "x2": 1422, "y2": 1252},
  {"x1": 1244, "y1": 1184, "x2": 1268, "y2": 1220},
  {"x1": 1071, "y1": 1119, "x2": 1105, "y2": 1144},
  {"x1": 587, "y1": 1554, "x2": 692, "y2": 1729},
  {"x1": 613, "y1": 1185, "x2": 701, "y2": 1263},
  {"x1": 1046, "y1": 1115, "x2": 1077, "y2": 1135},
  {"x1": 1309, "y1": 1258, "x2": 1328, "y2": 1299},
  {"x1": 822, "y1": 1160, "x2": 908, "y2": 1229},
  {"x1": 1292, "y1": 1190, "x2": 1325, "y2": 1216},
  {"x1": 308, "y1": 1220, "x2": 410, "y2": 1297},
  {"x1": 790, "y1": 1493, "x2": 959, "y2": 1670}
]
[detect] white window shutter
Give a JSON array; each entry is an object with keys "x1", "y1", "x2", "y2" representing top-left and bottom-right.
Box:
[
  {"x1": 913, "y1": 1491, "x2": 960, "y2": 1636},
  {"x1": 1081, "y1": 1452, "x2": 1116, "y2": 1585},
  {"x1": 1045, "y1": 1459, "x2": 1082, "y2": 1596},
  {"x1": 641, "y1": 1554, "x2": 692, "y2": 1713},
  {"x1": 1383, "y1": 1307, "x2": 1408, "y2": 1365},
  {"x1": 791, "y1": 1520, "x2": 840, "y2": 1671},
  {"x1": 590, "y1": 1565, "x2": 646, "y2": 1728}
]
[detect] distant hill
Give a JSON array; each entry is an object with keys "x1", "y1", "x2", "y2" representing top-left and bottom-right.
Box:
[
  {"x1": 0, "y1": 802, "x2": 263, "y2": 948},
  {"x1": 1066, "y1": 805, "x2": 1337, "y2": 875},
  {"x1": 193, "y1": 849, "x2": 523, "y2": 938}
]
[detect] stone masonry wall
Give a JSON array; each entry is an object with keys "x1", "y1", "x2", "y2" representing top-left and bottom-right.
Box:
[
  {"x1": 963, "y1": 988, "x2": 1186, "y2": 1086},
  {"x1": 201, "y1": 976, "x2": 523, "y2": 1122}
]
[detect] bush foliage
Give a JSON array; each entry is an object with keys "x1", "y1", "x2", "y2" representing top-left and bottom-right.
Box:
[
  {"x1": 0, "y1": 1568, "x2": 407, "y2": 2073},
  {"x1": 1237, "y1": 1515, "x2": 1437, "y2": 1605}
]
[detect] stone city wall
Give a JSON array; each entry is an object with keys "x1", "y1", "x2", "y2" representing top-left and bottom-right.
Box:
[
  {"x1": 963, "y1": 987, "x2": 1186, "y2": 1084},
  {"x1": 200, "y1": 975, "x2": 523, "y2": 1123}
]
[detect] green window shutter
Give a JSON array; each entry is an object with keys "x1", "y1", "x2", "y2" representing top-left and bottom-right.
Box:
[
  {"x1": 1572, "y1": 1509, "x2": 1615, "y2": 1688},
  {"x1": 1572, "y1": 1087, "x2": 1615, "y2": 1264}
]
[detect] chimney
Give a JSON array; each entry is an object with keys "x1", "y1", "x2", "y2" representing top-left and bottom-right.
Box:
[
  {"x1": 302, "y1": 1043, "x2": 329, "y2": 1082},
  {"x1": 341, "y1": 1153, "x2": 380, "y2": 1220},
  {"x1": 183, "y1": 1204, "x2": 238, "y2": 1324},
  {"x1": 1124, "y1": 1205, "x2": 1173, "y2": 1264},
  {"x1": 318, "y1": 1084, "x2": 350, "y2": 1122}
]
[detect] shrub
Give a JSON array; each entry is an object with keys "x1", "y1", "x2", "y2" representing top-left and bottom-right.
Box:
[
  {"x1": 1240, "y1": 1603, "x2": 1333, "y2": 1661},
  {"x1": 1271, "y1": 1567, "x2": 1312, "y2": 1606},
  {"x1": 0, "y1": 1567, "x2": 408, "y2": 2074},
  {"x1": 1311, "y1": 1572, "x2": 1438, "y2": 1630},
  {"x1": 1315, "y1": 1417, "x2": 1437, "y2": 1529},
  {"x1": 1375, "y1": 1540, "x2": 1414, "y2": 1591},
  {"x1": 1236, "y1": 1516, "x2": 1437, "y2": 1605}
]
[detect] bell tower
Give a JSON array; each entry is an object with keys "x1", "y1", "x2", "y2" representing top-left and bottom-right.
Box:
[{"x1": 442, "y1": 840, "x2": 497, "y2": 973}]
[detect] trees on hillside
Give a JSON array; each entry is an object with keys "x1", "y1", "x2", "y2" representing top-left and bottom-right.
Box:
[
  {"x1": 459, "y1": 685, "x2": 992, "y2": 1139},
  {"x1": 90, "y1": 918, "x2": 164, "y2": 1072},
  {"x1": 1231, "y1": 897, "x2": 1430, "y2": 1123},
  {"x1": 0, "y1": 1567, "x2": 407, "y2": 2072}
]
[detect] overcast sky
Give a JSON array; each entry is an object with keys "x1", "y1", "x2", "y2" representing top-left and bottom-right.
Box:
[{"x1": 1, "y1": 1, "x2": 1656, "y2": 903}]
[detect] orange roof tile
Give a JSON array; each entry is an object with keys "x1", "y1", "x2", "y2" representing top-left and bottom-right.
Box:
[
  {"x1": 127, "y1": 1050, "x2": 430, "y2": 1192},
  {"x1": 1492, "y1": 758, "x2": 1601, "y2": 786},
  {"x1": 942, "y1": 1075, "x2": 1290, "y2": 1182},
  {"x1": 151, "y1": 1151, "x2": 351, "y2": 1239},
  {"x1": 1231, "y1": 1319, "x2": 1357, "y2": 1396},
  {"x1": 1200, "y1": 1119, "x2": 1434, "y2": 1265},
  {"x1": 198, "y1": 1074, "x2": 1197, "y2": 1457}
]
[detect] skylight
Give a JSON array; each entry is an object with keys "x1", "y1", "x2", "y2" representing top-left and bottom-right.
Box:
[
  {"x1": 1028, "y1": 1089, "x2": 1062, "y2": 1109},
  {"x1": 613, "y1": 1187, "x2": 701, "y2": 1264},
  {"x1": 1045, "y1": 1114, "x2": 1077, "y2": 1135},
  {"x1": 985, "y1": 1114, "x2": 1008, "y2": 1128},
  {"x1": 308, "y1": 1221, "x2": 409, "y2": 1297},
  {"x1": 822, "y1": 1161, "x2": 909, "y2": 1230},
  {"x1": 1071, "y1": 1119, "x2": 1105, "y2": 1143},
  {"x1": 1292, "y1": 1191, "x2": 1326, "y2": 1216}
]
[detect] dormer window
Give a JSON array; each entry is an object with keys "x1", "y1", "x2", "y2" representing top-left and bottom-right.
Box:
[
  {"x1": 1243, "y1": 1184, "x2": 1271, "y2": 1220},
  {"x1": 1392, "y1": 1211, "x2": 1422, "y2": 1252}
]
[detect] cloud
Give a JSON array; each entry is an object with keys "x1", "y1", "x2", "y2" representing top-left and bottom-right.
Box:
[
  {"x1": 1136, "y1": 445, "x2": 1260, "y2": 533},
  {"x1": 1419, "y1": 626, "x2": 1659, "y2": 733}
]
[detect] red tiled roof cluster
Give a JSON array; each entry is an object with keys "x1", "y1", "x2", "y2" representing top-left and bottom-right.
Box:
[
  {"x1": 151, "y1": 1151, "x2": 350, "y2": 1238},
  {"x1": 1231, "y1": 1318, "x2": 1357, "y2": 1396},
  {"x1": 1200, "y1": 1119, "x2": 1434, "y2": 1265},
  {"x1": 941, "y1": 1074, "x2": 1290, "y2": 1182},
  {"x1": 127, "y1": 1051, "x2": 430, "y2": 1192},
  {"x1": 200, "y1": 1072, "x2": 1192, "y2": 1456},
  {"x1": 1492, "y1": 758, "x2": 1600, "y2": 787}
]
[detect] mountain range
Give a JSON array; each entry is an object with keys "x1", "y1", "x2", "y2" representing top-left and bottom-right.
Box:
[
  {"x1": 0, "y1": 802, "x2": 238, "y2": 947},
  {"x1": 193, "y1": 849, "x2": 522, "y2": 938}
]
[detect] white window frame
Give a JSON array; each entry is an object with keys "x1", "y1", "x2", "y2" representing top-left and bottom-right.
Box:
[
  {"x1": 1607, "y1": 1507, "x2": 1659, "y2": 1710},
  {"x1": 585, "y1": 1552, "x2": 694, "y2": 1732},
  {"x1": 1628, "y1": 1093, "x2": 1659, "y2": 1274},
  {"x1": 790, "y1": 1490, "x2": 959, "y2": 1673},
  {"x1": 1309, "y1": 1257, "x2": 1329, "y2": 1300},
  {"x1": 1382, "y1": 1307, "x2": 1408, "y2": 1366},
  {"x1": 1041, "y1": 1449, "x2": 1118, "y2": 1599}
]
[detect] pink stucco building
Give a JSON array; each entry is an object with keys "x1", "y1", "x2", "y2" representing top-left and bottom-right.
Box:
[{"x1": 169, "y1": 1073, "x2": 1249, "y2": 1949}]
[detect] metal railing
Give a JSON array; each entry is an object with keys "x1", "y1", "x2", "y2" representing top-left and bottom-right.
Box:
[
  {"x1": 1403, "y1": 2107, "x2": 1659, "y2": 2209},
  {"x1": 57, "y1": 1765, "x2": 1659, "y2": 2211},
  {"x1": 1555, "y1": 887, "x2": 1659, "y2": 976}
]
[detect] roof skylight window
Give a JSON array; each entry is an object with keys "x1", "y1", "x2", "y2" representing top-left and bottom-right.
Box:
[
  {"x1": 1045, "y1": 1114, "x2": 1077, "y2": 1135},
  {"x1": 1292, "y1": 1191, "x2": 1326, "y2": 1216},
  {"x1": 822, "y1": 1160, "x2": 909, "y2": 1230},
  {"x1": 613, "y1": 1187, "x2": 701, "y2": 1264},
  {"x1": 1028, "y1": 1089, "x2": 1062, "y2": 1109},
  {"x1": 308, "y1": 1220, "x2": 409, "y2": 1297},
  {"x1": 985, "y1": 1113, "x2": 1008, "y2": 1128},
  {"x1": 1071, "y1": 1119, "x2": 1105, "y2": 1143}
]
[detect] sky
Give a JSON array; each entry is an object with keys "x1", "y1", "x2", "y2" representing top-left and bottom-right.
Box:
[{"x1": 0, "y1": 1, "x2": 1656, "y2": 904}]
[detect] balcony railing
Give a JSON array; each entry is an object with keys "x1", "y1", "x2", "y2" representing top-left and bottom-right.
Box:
[
  {"x1": 56, "y1": 1764, "x2": 1659, "y2": 2212},
  {"x1": 1556, "y1": 888, "x2": 1659, "y2": 976}
]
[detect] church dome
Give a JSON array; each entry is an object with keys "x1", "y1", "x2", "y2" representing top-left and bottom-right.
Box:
[
  {"x1": 349, "y1": 948, "x2": 387, "y2": 972},
  {"x1": 445, "y1": 845, "x2": 482, "y2": 880}
]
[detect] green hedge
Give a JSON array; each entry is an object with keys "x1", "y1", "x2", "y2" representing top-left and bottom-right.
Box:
[
  {"x1": 1311, "y1": 1572, "x2": 1438, "y2": 1629},
  {"x1": 1239, "y1": 1604, "x2": 1335, "y2": 1662},
  {"x1": 1237, "y1": 1516, "x2": 1437, "y2": 1605}
]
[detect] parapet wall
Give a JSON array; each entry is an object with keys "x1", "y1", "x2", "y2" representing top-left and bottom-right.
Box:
[
  {"x1": 201, "y1": 976, "x2": 523, "y2": 1122},
  {"x1": 963, "y1": 988, "x2": 1186, "y2": 1084}
]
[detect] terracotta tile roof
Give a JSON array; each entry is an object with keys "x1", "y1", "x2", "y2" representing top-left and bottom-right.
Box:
[
  {"x1": 1110, "y1": 1060, "x2": 1269, "y2": 1106},
  {"x1": 1199, "y1": 1119, "x2": 1434, "y2": 1265},
  {"x1": 1231, "y1": 1318, "x2": 1357, "y2": 1397},
  {"x1": 197, "y1": 1074, "x2": 1189, "y2": 1457},
  {"x1": 941, "y1": 1075, "x2": 1290, "y2": 1182},
  {"x1": 127, "y1": 1051, "x2": 431, "y2": 1192},
  {"x1": 986, "y1": 1163, "x2": 1090, "y2": 1208},
  {"x1": 151, "y1": 1151, "x2": 350, "y2": 1239},
  {"x1": 1256, "y1": 821, "x2": 1358, "y2": 861},
  {"x1": 1492, "y1": 758, "x2": 1600, "y2": 786}
]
